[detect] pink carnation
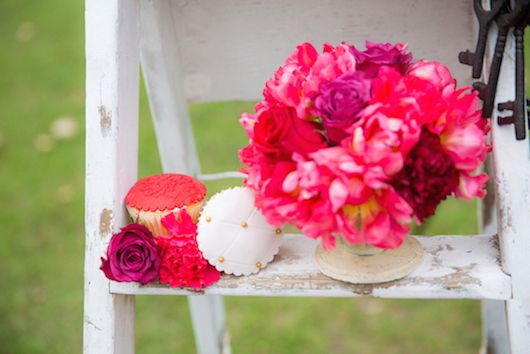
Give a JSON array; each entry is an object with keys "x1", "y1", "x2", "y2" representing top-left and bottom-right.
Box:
[{"x1": 157, "y1": 211, "x2": 220, "y2": 291}]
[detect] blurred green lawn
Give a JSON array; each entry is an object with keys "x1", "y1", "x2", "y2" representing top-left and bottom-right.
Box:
[{"x1": 2, "y1": 1, "x2": 529, "y2": 353}]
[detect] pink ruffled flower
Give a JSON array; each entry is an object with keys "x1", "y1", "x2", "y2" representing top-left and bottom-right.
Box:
[
  {"x1": 157, "y1": 211, "x2": 220, "y2": 291},
  {"x1": 259, "y1": 147, "x2": 413, "y2": 249},
  {"x1": 407, "y1": 60, "x2": 456, "y2": 94},
  {"x1": 263, "y1": 42, "x2": 318, "y2": 108}
]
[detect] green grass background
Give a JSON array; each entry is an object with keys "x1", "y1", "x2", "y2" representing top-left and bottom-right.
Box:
[{"x1": 1, "y1": 1, "x2": 529, "y2": 353}]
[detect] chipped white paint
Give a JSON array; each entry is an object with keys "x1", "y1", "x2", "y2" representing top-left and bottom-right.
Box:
[
  {"x1": 486, "y1": 20, "x2": 530, "y2": 353},
  {"x1": 140, "y1": 3, "x2": 229, "y2": 353},
  {"x1": 84, "y1": 0, "x2": 139, "y2": 353},
  {"x1": 167, "y1": 0, "x2": 473, "y2": 102},
  {"x1": 111, "y1": 234, "x2": 511, "y2": 300}
]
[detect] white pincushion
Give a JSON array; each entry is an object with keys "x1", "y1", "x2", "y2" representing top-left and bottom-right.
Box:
[{"x1": 197, "y1": 187, "x2": 282, "y2": 276}]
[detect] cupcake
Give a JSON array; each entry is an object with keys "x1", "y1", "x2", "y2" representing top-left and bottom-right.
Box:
[{"x1": 125, "y1": 173, "x2": 206, "y2": 236}]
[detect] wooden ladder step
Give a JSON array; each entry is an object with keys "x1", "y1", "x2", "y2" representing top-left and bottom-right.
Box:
[{"x1": 110, "y1": 234, "x2": 511, "y2": 300}]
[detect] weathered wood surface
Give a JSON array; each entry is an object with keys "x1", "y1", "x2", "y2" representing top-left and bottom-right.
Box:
[
  {"x1": 84, "y1": 0, "x2": 139, "y2": 353},
  {"x1": 480, "y1": 153, "x2": 510, "y2": 353},
  {"x1": 165, "y1": 0, "x2": 473, "y2": 102},
  {"x1": 487, "y1": 20, "x2": 530, "y2": 353},
  {"x1": 480, "y1": 157, "x2": 510, "y2": 354},
  {"x1": 111, "y1": 234, "x2": 511, "y2": 300}
]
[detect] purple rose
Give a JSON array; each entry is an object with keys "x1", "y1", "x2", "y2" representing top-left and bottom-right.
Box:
[
  {"x1": 314, "y1": 72, "x2": 371, "y2": 144},
  {"x1": 351, "y1": 41, "x2": 413, "y2": 77},
  {"x1": 100, "y1": 223, "x2": 160, "y2": 284}
]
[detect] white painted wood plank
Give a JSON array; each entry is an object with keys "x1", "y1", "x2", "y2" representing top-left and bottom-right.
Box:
[
  {"x1": 485, "y1": 21, "x2": 530, "y2": 353},
  {"x1": 480, "y1": 158, "x2": 510, "y2": 354},
  {"x1": 139, "y1": 0, "x2": 200, "y2": 175},
  {"x1": 481, "y1": 300, "x2": 510, "y2": 354},
  {"x1": 167, "y1": 0, "x2": 473, "y2": 101},
  {"x1": 188, "y1": 296, "x2": 231, "y2": 354},
  {"x1": 480, "y1": 158, "x2": 509, "y2": 353},
  {"x1": 84, "y1": 0, "x2": 139, "y2": 353},
  {"x1": 140, "y1": 4, "x2": 228, "y2": 353},
  {"x1": 110, "y1": 234, "x2": 511, "y2": 300}
]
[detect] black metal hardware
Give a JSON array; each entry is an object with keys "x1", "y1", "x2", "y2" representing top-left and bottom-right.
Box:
[
  {"x1": 459, "y1": 0, "x2": 530, "y2": 140},
  {"x1": 497, "y1": 5, "x2": 530, "y2": 140},
  {"x1": 458, "y1": 0, "x2": 506, "y2": 78}
]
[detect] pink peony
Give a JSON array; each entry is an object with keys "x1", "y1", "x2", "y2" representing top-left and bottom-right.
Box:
[
  {"x1": 100, "y1": 223, "x2": 160, "y2": 285},
  {"x1": 351, "y1": 41, "x2": 412, "y2": 77},
  {"x1": 259, "y1": 147, "x2": 413, "y2": 249},
  {"x1": 263, "y1": 42, "x2": 318, "y2": 108},
  {"x1": 365, "y1": 67, "x2": 489, "y2": 214},
  {"x1": 407, "y1": 60, "x2": 455, "y2": 94}
]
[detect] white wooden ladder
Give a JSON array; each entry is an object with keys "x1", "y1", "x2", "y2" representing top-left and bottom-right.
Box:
[{"x1": 84, "y1": 1, "x2": 530, "y2": 353}]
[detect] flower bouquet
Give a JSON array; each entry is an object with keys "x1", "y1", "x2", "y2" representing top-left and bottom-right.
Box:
[{"x1": 239, "y1": 41, "x2": 489, "y2": 283}]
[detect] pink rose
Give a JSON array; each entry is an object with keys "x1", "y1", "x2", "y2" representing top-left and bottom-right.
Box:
[{"x1": 100, "y1": 223, "x2": 160, "y2": 285}]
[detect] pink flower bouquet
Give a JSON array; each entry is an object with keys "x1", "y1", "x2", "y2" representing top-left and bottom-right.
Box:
[{"x1": 239, "y1": 41, "x2": 490, "y2": 250}]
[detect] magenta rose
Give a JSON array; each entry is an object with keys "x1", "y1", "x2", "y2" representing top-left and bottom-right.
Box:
[
  {"x1": 100, "y1": 223, "x2": 160, "y2": 284},
  {"x1": 314, "y1": 72, "x2": 371, "y2": 144},
  {"x1": 351, "y1": 41, "x2": 412, "y2": 77}
]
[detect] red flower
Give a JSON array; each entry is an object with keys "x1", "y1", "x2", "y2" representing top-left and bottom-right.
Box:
[
  {"x1": 157, "y1": 211, "x2": 220, "y2": 291},
  {"x1": 252, "y1": 105, "x2": 326, "y2": 158},
  {"x1": 390, "y1": 129, "x2": 460, "y2": 222}
]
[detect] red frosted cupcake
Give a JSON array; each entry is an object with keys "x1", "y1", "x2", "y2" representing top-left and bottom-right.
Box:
[{"x1": 125, "y1": 173, "x2": 206, "y2": 236}]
